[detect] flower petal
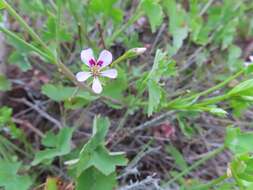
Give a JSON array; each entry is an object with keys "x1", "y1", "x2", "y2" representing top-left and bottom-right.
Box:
[
  {"x1": 245, "y1": 61, "x2": 252, "y2": 67},
  {"x1": 100, "y1": 69, "x2": 118, "y2": 79},
  {"x1": 97, "y1": 50, "x2": 113, "y2": 68},
  {"x1": 250, "y1": 56, "x2": 253, "y2": 62},
  {"x1": 76, "y1": 71, "x2": 91, "y2": 82},
  {"x1": 92, "y1": 77, "x2": 103, "y2": 94},
  {"x1": 81, "y1": 48, "x2": 95, "y2": 67}
]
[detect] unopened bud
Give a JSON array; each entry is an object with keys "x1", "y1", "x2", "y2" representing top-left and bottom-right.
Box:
[
  {"x1": 226, "y1": 164, "x2": 232, "y2": 178},
  {"x1": 131, "y1": 47, "x2": 147, "y2": 55},
  {"x1": 64, "y1": 158, "x2": 79, "y2": 165},
  {"x1": 112, "y1": 47, "x2": 147, "y2": 66},
  {"x1": 126, "y1": 47, "x2": 147, "y2": 58}
]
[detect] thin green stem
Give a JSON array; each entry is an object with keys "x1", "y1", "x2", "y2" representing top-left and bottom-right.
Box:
[
  {"x1": 165, "y1": 69, "x2": 244, "y2": 109},
  {"x1": 0, "y1": 134, "x2": 31, "y2": 158},
  {"x1": 191, "y1": 94, "x2": 229, "y2": 108},
  {"x1": 56, "y1": 0, "x2": 61, "y2": 58},
  {"x1": 106, "y1": 109, "x2": 129, "y2": 145},
  {"x1": 0, "y1": 139, "x2": 10, "y2": 160},
  {"x1": 49, "y1": 0, "x2": 57, "y2": 10},
  {"x1": 162, "y1": 146, "x2": 225, "y2": 188},
  {"x1": 231, "y1": 167, "x2": 246, "y2": 190},
  {"x1": 68, "y1": 0, "x2": 95, "y2": 49},
  {"x1": 199, "y1": 0, "x2": 215, "y2": 16},
  {"x1": 0, "y1": 26, "x2": 53, "y2": 62},
  {"x1": 191, "y1": 70, "x2": 244, "y2": 99},
  {"x1": 111, "y1": 53, "x2": 129, "y2": 67},
  {"x1": 190, "y1": 174, "x2": 228, "y2": 190},
  {"x1": 188, "y1": 69, "x2": 244, "y2": 99},
  {"x1": 2, "y1": 0, "x2": 52, "y2": 56},
  {"x1": 106, "y1": 9, "x2": 144, "y2": 45}
]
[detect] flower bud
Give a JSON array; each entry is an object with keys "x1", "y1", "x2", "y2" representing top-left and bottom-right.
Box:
[
  {"x1": 226, "y1": 164, "x2": 232, "y2": 178},
  {"x1": 64, "y1": 158, "x2": 79, "y2": 165},
  {"x1": 131, "y1": 47, "x2": 147, "y2": 55},
  {"x1": 125, "y1": 47, "x2": 147, "y2": 58}
]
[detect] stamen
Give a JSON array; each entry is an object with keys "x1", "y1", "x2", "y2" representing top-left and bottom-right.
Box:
[{"x1": 91, "y1": 65, "x2": 100, "y2": 77}]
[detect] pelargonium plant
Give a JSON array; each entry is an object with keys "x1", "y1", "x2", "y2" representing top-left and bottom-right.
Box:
[{"x1": 75, "y1": 49, "x2": 118, "y2": 94}]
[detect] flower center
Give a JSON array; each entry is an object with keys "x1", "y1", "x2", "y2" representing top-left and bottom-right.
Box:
[
  {"x1": 90, "y1": 65, "x2": 100, "y2": 77},
  {"x1": 89, "y1": 59, "x2": 104, "y2": 77}
]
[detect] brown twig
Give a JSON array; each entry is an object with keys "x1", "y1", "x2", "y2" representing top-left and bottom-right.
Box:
[
  {"x1": 132, "y1": 111, "x2": 176, "y2": 133},
  {"x1": 11, "y1": 98, "x2": 63, "y2": 129},
  {"x1": 12, "y1": 118, "x2": 44, "y2": 138}
]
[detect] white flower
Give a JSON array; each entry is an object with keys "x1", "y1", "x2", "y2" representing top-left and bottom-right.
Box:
[
  {"x1": 76, "y1": 49, "x2": 117, "y2": 94},
  {"x1": 244, "y1": 56, "x2": 253, "y2": 67}
]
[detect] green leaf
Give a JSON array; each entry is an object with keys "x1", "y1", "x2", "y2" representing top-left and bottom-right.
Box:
[
  {"x1": 32, "y1": 127, "x2": 74, "y2": 165},
  {"x1": 43, "y1": 14, "x2": 71, "y2": 42},
  {"x1": 145, "y1": 49, "x2": 176, "y2": 116},
  {"x1": 209, "y1": 107, "x2": 228, "y2": 117},
  {"x1": 102, "y1": 67, "x2": 128, "y2": 101},
  {"x1": 0, "y1": 106, "x2": 12, "y2": 126},
  {"x1": 149, "y1": 49, "x2": 176, "y2": 81},
  {"x1": 45, "y1": 177, "x2": 58, "y2": 190},
  {"x1": 230, "y1": 154, "x2": 253, "y2": 185},
  {"x1": 76, "y1": 167, "x2": 117, "y2": 190},
  {"x1": 220, "y1": 19, "x2": 239, "y2": 50},
  {"x1": 141, "y1": 0, "x2": 163, "y2": 32},
  {"x1": 0, "y1": 160, "x2": 32, "y2": 190},
  {"x1": 148, "y1": 80, "x2": 161, "y2": 116},
  {"x1": 3, "y1": 30, "x2": 34, "y2": 54},
  {"x1": 165, "y1": 96, "x2": 199, "y2": 109},
  {"x1": 225, "y1": 127, "x2": 253, "y2": 155},
  {"x1": 42, "y1": 84, "x2": 96, "y2": 102},
  {"x1": 0, "y1": 26, "x2": 53, "y2": 62},
  {"x1": 188, "y1": 2, "x2": 205, "y2": 45},
  {"x1": 89, "y1": 0, "x2": 123, "y2": 23},
  {"x1": 163, "y1": 0, "x2": 188, "y2": 52},
  {"x1": 166, "y1": 144, "x2": 188, "y2": 171},
  {"x1": 88, "y1": 116, "x2": 110, "y2": 146},
  {"x1": 230, "y1": 98, "x2": 251, "y2": 117},
  {"x1": 0, "y1": 1, "x2": 5, "y2": 9},
  {"x1": 0, "y1": 75, "x2": 11, "y2": 91},
  {"x1": 0, "y1": 107, "x2": 23, "y2": 139},
  {"x1": 172, "y1": 26, "x2": 188, "y2": 51},
  {"x1": 69, "y1": 116, "x2": 127, "y2": 176},
  {"x1": 228, "y1": 79, "x2": 253, "y2": 97},
  {"x1": 77, "y1": 146, "x2": 127, "y2": 176},
  {"x1": 227, "y1": 45, "x2": 243, "y2": 71},
  {"x1": 19, "y1": 0, "x2": 45, "y2": 13},
  {"x1": 177, "y1": 115, "x2": 194, "y2": 138},
  {"x1": 8, "y1": 51, "x2": 32, "y2": 71}
]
